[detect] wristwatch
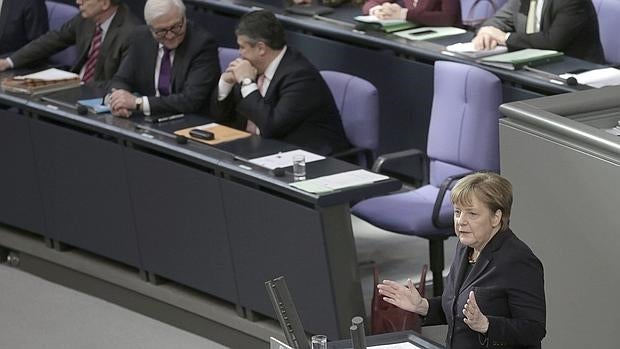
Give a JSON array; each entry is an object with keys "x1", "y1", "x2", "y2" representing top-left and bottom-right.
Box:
[
  {"x1": 241, "y1": 78, "x2": 254, "y2": 87},
  {"x1": 135, "y1": 97, "x2": 143, "y2": 111}
]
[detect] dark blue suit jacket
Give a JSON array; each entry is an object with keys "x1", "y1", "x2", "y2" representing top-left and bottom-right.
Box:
[
  {"x1": 0, "y1": 0, "x2": 48, "y2": 55},
  {"x1": 425, "y1": 229, "x2": 546, "y2": 349}
]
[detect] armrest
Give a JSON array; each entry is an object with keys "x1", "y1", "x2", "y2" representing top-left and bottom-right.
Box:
[
  {"x1": 332, "y1": 147, "x2": 373, "y2": 167},
  {"x1": 371, "y1": 148, "x2": 429, "y2": 184},
  {"x1": 431, "y1": 171, "x2": 474, "y2": 229}
]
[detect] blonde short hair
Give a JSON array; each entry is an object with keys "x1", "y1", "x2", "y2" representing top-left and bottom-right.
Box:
[{"x1": 450, "y1": 172, "x2": 513, "y2": 232}]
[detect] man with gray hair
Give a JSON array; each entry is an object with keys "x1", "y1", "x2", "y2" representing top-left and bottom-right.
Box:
[
  {"x1": 107, "y1": 0, "x2": 220, "y2": 117},
  {"x1": 0, "y1": 0, "x2": 139, "y2": 86}
]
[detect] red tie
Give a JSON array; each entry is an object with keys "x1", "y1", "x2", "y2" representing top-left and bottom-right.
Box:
[
  {"x1": 245, "y1": 75, "x2": 265, "y2": 134},
  {"x1": 82, "y1": 26, "x2": 102, "y2": 83}
]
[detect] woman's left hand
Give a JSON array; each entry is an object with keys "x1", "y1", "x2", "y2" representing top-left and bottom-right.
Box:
[{"x1": 463, "y1": 291, "x2": 489, "y2": 334}]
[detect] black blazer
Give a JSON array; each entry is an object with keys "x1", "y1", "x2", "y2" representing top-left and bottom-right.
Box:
[
  {"x1": 210, "y1": 48, "x2": 349, "y2": 156},
  {"x1": 109, "y1": 21, "x2": 220, "y2": 116},
  {"x1": 10, "y1": 4, "x2": 140, "y2": 86},
  {"x1": 483, "y1": 0, "x2": 604, "y2": 63},
  {"x1": 425, "y1": 229, "x2": 546, "y2": 349},
  {"x1": 0, "y1": 0, "x2": 48, "y2": 55}
]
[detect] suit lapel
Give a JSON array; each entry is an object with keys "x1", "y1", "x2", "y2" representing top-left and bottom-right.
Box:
[
  {"x1": 452, "y1": 244, "x2": 470, "y2": 298},
  {"x1": 263, "y1": 49, "x2": 291, "y2": 100},
  {"x1": 77, "y1": 22, "x2": 96, "y2": 69}
]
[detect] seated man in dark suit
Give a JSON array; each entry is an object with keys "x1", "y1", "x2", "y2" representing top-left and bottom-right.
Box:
[
  {"x1": 472, "y1": 0, "x2": 604, "y2": 63},
  {"x1": 0, "y1": 0, "x2": 49, "y2": 55},
  {"x1": 0, "y1": 0, "x2": 139, "y2": 87},
  {"x1": 107, "y1": 0, "x2": 220, "y2": 117},
  {"x1": 210, "y1": 10, "x2": 349, "y2": 156}
]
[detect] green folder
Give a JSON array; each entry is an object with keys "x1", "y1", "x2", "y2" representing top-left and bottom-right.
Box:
[{"x1": 477, "y1": 49, "x2": 564, "y2": 70}]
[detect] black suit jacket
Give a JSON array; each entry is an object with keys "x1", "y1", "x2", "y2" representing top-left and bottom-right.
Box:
[
  {"x1": 483, "y1": 0, "x2": 604, "y2": 63},
  {"x1": 425, "y1": 229, "x2": 546, "y2": 349},
  {"x1": 109, "y1": 21, "x2": 220, "y2": 116},
  {"x1": 0, "y1": 0, "x2": 48, "y2": 55},
  {"x1": 10, "y1": 4, "x2": 139, "y2": 86},
  {"x1": 210, "y1": 48, "x2": 349, "y2": 156}
]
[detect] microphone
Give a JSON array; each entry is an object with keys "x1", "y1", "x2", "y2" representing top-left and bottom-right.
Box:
[
  {"x1": 523, "y1": 65, "x2": 578, "y2": 86},
  {"x1": 350, "y1": 316, "x2": 367, "y2": 349}
]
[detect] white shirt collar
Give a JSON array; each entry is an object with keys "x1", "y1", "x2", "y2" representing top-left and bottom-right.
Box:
[
  {"x1": 99, "y1": 11, "x2": 116, "y2": 34},
  {"x1": 263, "y1": 46, "x2": 287, "y2": 81}
]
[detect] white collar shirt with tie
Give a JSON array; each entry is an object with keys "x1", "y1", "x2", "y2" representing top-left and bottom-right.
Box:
[
  {"x1": 78, "y1": 12, "x2": 116, "y2": 80},
  {"x1": 141, "y1": 44, "x2": 176, "y2": 116}
]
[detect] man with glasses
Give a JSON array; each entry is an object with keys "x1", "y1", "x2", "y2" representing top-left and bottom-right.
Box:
[
  {"x1": 0, "y1": 0, "x2": 139, "y2": 86},
  {"x1": 107, "y1": 0, "x2": 220, "y2": 117}
]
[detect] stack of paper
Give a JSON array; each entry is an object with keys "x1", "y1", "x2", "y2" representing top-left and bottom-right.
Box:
[
  {"x1": 1, "y1": 68, "x2": 80, "y2": 95},
  {"x1": 445, "y1": 42, "x2": 508, "y2": 58},
  {"x1": 250, "y1": 149, "x2": 324, "y2": 169},
  {"x1": 290, "y1": 169, "x2": 389, "y2": 193},
  {"x1": 559, "y1": 67, "x2": 620, "y2": 88},
  {"x1": 78, "y1": 97, "x2": 110, "y2": 114}
]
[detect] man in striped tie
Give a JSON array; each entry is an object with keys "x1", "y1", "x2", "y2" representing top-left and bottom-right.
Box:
[
  {"x1": 0, "y1": 0, "x2": 139, "y2": 87},
  {"x1": 471, "y1": 0, "x2": 604, "y2": 63},
  {"x1": 107, "y1": 0, "x2": 220, "y2": 118}
]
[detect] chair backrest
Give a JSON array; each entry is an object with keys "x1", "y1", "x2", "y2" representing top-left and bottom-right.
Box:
[
  {"x1": 218, "y1": 47, "x2": 239, "y2": 72},
  {"x1": 426, "y1": 61, "x2": 502, "y2": 187},
  {"x1": 460, "y1": 0, "x2": 508, "y2": 28},
  {"x1": 591, "y1": 0, "x2": 620, "y2": 64},
  {"x1": 45, "y1": 1, "x2": 79, "y2": 67},
  {"x1": 320, "y1": 70, "x2": 379, "y2": 165}
]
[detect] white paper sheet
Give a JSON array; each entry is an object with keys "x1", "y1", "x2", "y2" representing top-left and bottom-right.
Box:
[
  {"x1": 445, "y1": 42, "x2": 508, "y2": 58},
  {"x1": 249, "y1": 149, "x2": 324, "y2": 170},
  {"x1": 14, "y1": 68, "x2": 79, "y2": 81},
  {"x1": 559, "y1": 67, "x2": 620, "y2": 88},
  {"x1": 290, "y1": 169, "x2": 389, "y2": 193},
  {"x1": 368, "y1": 342, "x2": 423, "y2": 349},
  {"x1": 354, "y1": 15, "x2": 408, "y2": 25}
]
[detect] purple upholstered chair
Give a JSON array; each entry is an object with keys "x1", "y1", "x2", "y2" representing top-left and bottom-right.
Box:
[
  {"x1": 592, "y1": 0, "x2": 620, "y2": 65},
  {"x1": 218, "y1": 47, "x2": 239, "y2": 72},
  {"x1": 460, "y1": 0, "x2": 508, "y2": 28},
  {"x1": 320, "y1": 71, "x2": 379, "y2": 167},
  {"x1": 45, "y1": 1, "x2": 79, "y2": 68},
  {"x1": 352, "y1": 61, "x2": 502, "y2": 295}
]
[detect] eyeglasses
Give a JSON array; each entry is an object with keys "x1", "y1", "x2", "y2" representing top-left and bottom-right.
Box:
[{"x1": 151, "y1": 17, "x2": 185, "y2": 38}]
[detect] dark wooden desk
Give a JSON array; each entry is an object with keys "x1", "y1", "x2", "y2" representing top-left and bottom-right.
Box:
[{"x1": 0, "y1": 84, "x2": 401, "y2": 339}]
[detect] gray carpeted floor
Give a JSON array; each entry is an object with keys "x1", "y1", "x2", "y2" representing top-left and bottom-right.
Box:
[{"x1": 0, "y1": 216, "x2": 456, "y2": 348}]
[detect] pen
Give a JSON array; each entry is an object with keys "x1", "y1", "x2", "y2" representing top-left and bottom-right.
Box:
[
  {"x1": 45, "y1": 104, "x2": 59, "y2": 110},
  {"x1": 155, "y1": 113, "x2": 184, "y2": 123}
]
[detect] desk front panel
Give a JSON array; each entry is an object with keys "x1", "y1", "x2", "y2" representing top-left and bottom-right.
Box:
[
  {"x1": 0, "y1": 109, "x2": 45, "y2": 234},
  {"x1": 30, "y1": 117, "x2": 141, "y2": 267}
]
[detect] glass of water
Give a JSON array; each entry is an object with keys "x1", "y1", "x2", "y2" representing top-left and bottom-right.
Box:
[
  {"x1": 311, "y1": 335, "x2": 327, "y2": 349},
  {"x1": 292, "y1": 154, "x2": 306, "y2": 181}
]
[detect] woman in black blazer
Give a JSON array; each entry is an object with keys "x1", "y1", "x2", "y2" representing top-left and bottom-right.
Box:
[{"x1": 378, "y1": 172, "x2": 546, "y2": 349}]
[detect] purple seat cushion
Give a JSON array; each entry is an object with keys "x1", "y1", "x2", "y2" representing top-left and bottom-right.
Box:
[
  {"x1": 45, "y1": 1, "x2": 78, "y2": 67},
  {"x1": 592, "y1": 0, "x2": 620, "y2": 64}
]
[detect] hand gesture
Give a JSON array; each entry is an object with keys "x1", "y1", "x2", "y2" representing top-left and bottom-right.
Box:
[
  {"x1": 473, "y1": 26, "x2": 507, "y2": 50},
  {"x1": 377, "y1": 279, "x2": 429, "y2": 315},
  {"x1": 377, "y1": 3, "x2": 404, "y2": 20},
  {"x1": 108, "y1": 88, "x2": 135, "y2": 118},
  {"x1": 463, "y1": 291, "x2": 489, "y2": 334},
  {"x1": 231, "y1": 59, "x2": 258, "y2": 84}
]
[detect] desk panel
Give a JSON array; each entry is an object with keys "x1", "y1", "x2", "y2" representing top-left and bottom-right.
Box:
[
  {"x1": 0, "y1": 110, "x2": 44, "y2": 234},
  {"x1": 222, "y1": 179, "x2": 345, "y2": 338},
  {"x1": 124, "y1": 147, "x2": 238, "y2": 303},
  {"x1": 30, "y1": 118, "x2": 140, "y2": 267}
]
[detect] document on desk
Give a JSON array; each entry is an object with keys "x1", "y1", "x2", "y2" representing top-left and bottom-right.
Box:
[
  {"x1": 249, "y1": 149, "x2": 325, "y2": 170},
  {"x1": 394, "y1": 26, "x2": 466, "y2": 41},
  {"x1": 445, "y1": 42, "x2": 508, "y2": 58},
  {"x1": 290, "y1": 169, "x2": 389, "y2": 193},
  {"x1": 368, "y1": 342, "x2": 423, "y2": 349},
  {"x1": 559, "y1": 67, "x2": 620, "y2": 88}
]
